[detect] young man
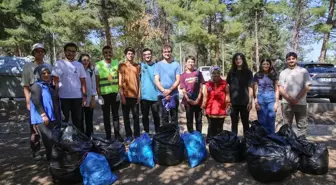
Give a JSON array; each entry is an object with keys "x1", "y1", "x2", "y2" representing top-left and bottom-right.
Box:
[
  {"x1": 119, "y1": 47, "x2": 141, "y2": 143},
  {"x1": 278, "y1": 52, "x2": 312, "y2": 136},
  {"x1": 95, "y1": 46, "x2": 123, "y2": 141},
  {"x1": 154, "y1": 44, "x2": 181, "y2": 125},
  {"x1": 52, "y1": 43, "x2": 87, "y2": 132},
  {"x1": 22, "y1": 43, "x2": 51, "y2": 159},
  {"x1": 226, "y1": 53, "x2": 253, "y2": 135},
  {"x1": 140, "y1": 48, "x2": 160, "y2": 134},
  {"x1": 180, "y1": 56, "x2": 204, "y2": 133}
]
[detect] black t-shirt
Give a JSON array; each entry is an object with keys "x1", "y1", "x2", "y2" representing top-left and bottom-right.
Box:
[{"x1": 226, "y1": 69, "x2": 253, "y2": 106}]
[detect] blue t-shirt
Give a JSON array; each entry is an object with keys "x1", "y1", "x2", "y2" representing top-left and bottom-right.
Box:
[
  {"x1": 254, "y1": 74, "x2": 276, "y2": 103},
  {"x1": 154, "y1": 60, "x2": 181, "y2": 95},
  {"x1": 141, "y1": 62, "x2": 158, "y2": 101}
]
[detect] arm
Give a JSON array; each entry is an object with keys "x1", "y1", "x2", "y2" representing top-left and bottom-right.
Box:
[
  {"x1": 201, "y1": 84, "x2": 207, "y2": 109},
  {"x1": 168, "y1": 74, "x2": 180, "y2": 93},
  {"x1": 225, "y1": 84, "x2": 231, "y2": 107},
  {"x1": 22, "y1": 64, "x2": 31, "y2": 110},
  {"x1": 80, "y1": 78, "x2": 87, "y2": 95},
  {"x1": 95, "y1": 75, "x2": 101, "y2": 96},
  {"x1": 278, "y1": 86, "x2": 294, "y2": 102},
  {"x1": 30, "y1": 84, "x2": 45, "y2": 114},
  {"x1": 23, "y1": 86, "x2": 31, "y2": 110},
  {"x1": 137, "y1": 65, "x2": 141, "y2": 103},
  {"x1": 247, "y1": 71, "x2": 253, "y2": 111},
  {"x1": 118, "y1": 64, "x2": 126, "y2": 104},
  {"x1": 154, "y1": 75, "x2": 165, "y2": 93}
]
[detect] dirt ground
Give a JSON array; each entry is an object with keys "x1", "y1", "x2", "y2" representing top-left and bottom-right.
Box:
[{"x1": 0, "y1": 100, "x2": 335, "y2": 185}]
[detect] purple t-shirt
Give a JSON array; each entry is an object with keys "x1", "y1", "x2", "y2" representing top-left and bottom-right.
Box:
[
  {"x1": 253, "y1": 74, "x2": 275, "y2": 92},
  {"x1": 180, "y1": 70, "x2": 204, "y2": 106}
]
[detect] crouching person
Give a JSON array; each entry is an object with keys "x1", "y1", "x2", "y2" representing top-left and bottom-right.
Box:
[{"x1": 30, "y1": 65, "x2": 61, "y2": 160}]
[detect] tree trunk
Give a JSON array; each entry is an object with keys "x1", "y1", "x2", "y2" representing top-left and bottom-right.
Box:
[
  {"x1": 254, "y1": 11, "x2": 259, "y2": 72},
  {"x1": 207, "y1": 15, "x2": 212, "y2": 65},
  {"x1": 215, "y1": 43, "x2": 219, "y2": 66},
  {"x1": 292, "y1": 0, "x2": 304, "y2": 53},
  {"x1": 319, "y1": 0, "x2": 335, "y2": 63},
  {"x1": 221, "y1": 42, "x2": 225, "y2": 75},
  {"x1": 101, "y1": 0, "x2": 112, "y2": 48}
]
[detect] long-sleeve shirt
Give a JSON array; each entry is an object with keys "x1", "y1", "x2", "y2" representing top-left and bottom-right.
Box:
[{"x1": 84, "y1": 68, "x2": 97, "y2": 107}]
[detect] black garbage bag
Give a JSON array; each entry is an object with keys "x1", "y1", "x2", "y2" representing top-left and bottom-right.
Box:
[
  {"x1": 245, "y1": 120, "x2": 268, "y2": 146},
  {"x1": 297, "y1": 136, "x2": 329, "y2": 175},
  {"x1": 91, "y1": 136, "x2": 126, "y2": 169},
  {"x1": 49, "y1": 145, "x2": 84, "y2": 184},
  {"x1": 52, "y1": 122, "x2": 93, "y2": 153},
  {"x1": 152, "y1": 124, "x2": 185, "y2": 166},
  {"x1": 209, "y1": 130, "x2": 244, "y2": 163}
]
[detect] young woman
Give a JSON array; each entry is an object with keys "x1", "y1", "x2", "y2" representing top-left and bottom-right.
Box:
[
  {"x1": 180, "y1": 56, "x2": 204, "y2": 133},
  {"x1": 30, "y1": 64, "x2": 60, "y2": 160},
  {"x1": 253, "y1": 59, "x2": 279, "y2": 134},
  {"x1": 79, "y1": 54, "x2": 97, "y2": 137},
  {"x1": 202, "y1": 66, "x2": 230, "y2": 139}
]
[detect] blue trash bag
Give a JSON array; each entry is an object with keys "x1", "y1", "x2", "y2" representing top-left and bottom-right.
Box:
[
  {"x1": 126, "y1": 133, "x2": 155, "y2": 168},
  {"x1": 181, "y1": 131, "x2": 207, "y2": 168},
  {"x1": 80, "y1": 152, "x2": 118, "y2": 185}
]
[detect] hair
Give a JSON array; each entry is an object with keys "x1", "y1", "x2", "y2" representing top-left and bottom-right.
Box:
[
  {"x1": 286, "y1": 52, "x2": 298, "y2": 60},
  {"x1": 142, "y1": 48, "x2": 152, "y2": 53},
  {"x1": 162, "y1": 44, "x2": 173, "y2": 52},
  {"x1": 78, "y1": 53, "x2": 92, "y2": 69},
  {"x1": 64, "y1": 42, "x2": 78, "y2": 52},
  {"x1": 124, "y1": 47, "x2": 135, "y2": 55},
  {"x1": 185, "y1": 56, "x2": 196, "y2": 62},
  {"x1": 102, "y1": 45, "x2": 112, "y2": 52},
  {"x1": 230, "y1": 53, "x2": 248, "y2": 72},
  {"x1": 255, "y1": 59, "x2": 278, "y2": 81}
]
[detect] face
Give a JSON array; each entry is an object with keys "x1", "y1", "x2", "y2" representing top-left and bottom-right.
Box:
[
  {"x1": 126, "y1": 51, "x2": 135, "y2": 61},
  {"x1": 186, "y1": 59, "x2": 195, "y2": 71},
  {"x1": 33, "y1": 48, "x2": 45, "y2": 61},
  {"x1": 81, "y1": 56, "x2": 90, "y2": 68},
  {"x1": 143, "y1": 50, "x2": 152, "y2": 62},
  {"x1": 64, "y1": 46, "x2": 77, "y2": 61},
  {"x1": 261, "y1": 61, "x2": 271, "y2": 72},
  {"x1": 235, "y1": 56, "x2": 243, "y2": 67},
  {"x1": 162, "y1": 48, "x2": 172, "y2": 60},
  {"x1": 41, "y1": 69, "x2": 51, "y2": 82},
  {"x1": 286, "y1": 56, "x2": 297, "y2": 68},
  {"x1": 211, "y1": 70, "x2": 221, "y2": 82},
  {"x1": 103, "y1": 48, "x2": 112, "y2": 60}
]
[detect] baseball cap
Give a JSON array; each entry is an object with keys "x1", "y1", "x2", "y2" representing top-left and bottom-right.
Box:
[
  {"x1": 31, "y1": 43, "x2": 46, "y2": 55},
  {"x1": 210, "y1": 66, "x2": 221, "y2": 74}
]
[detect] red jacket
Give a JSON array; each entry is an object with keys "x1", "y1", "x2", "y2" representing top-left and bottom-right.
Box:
[{"x1": 205, "y1": 79, "x2": 227, "y2": 116}]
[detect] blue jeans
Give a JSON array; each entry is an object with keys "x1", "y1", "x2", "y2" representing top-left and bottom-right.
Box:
[{"x1": 257, "y1": 92, "x2": 276, "y2": 134}]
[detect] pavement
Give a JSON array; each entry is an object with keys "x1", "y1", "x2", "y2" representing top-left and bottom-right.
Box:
[{"x1": 0, "y1": 98, "x2": 336, "y2": 185}]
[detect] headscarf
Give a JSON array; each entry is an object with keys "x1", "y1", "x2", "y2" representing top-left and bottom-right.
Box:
[
  {"x1": 33, "y1": 64, "x2": 51, "y2": 82},
  {"x1": 210, "y1": 66, "x2": 221, "y2": 74}
]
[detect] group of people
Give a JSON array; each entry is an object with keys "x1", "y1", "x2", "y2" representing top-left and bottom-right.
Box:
[{"x1": 22, "y1": 42, "x2": 312, "y2": 161}]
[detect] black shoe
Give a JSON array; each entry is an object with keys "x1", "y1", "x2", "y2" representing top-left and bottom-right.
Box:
[{"x1": 32, "y1": 152, "x2": 43, "y2": 161}]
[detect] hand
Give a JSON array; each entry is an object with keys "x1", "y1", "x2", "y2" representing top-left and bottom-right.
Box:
[
  {"x1": 165, "y1": 95, "x2": 171, "y2": 100},
  {"x1": 290, "y1": 97, "x2": 299, "y2": 105},
  {"x1": 193, "y1": 98, "x2": 201, "y2": 105},
  {"x1": 121, "y1": 96, "x2": 126, "y2": 105},
  {"x1": 82, "y1": 96, "x2": 87, "y2": 106},
  {"x1": 255, "y1": 102, "x2": 261, "y2": 111},
  {"x1": 90, "y1": 97, "x2": 95, "y2": 108},
  {"x1": 187, "y1": 98, "x2": 195, "y2": 105},
  {"x1": 247, "y1": 102, "x2": 253, "y2": 112},
  {"x1": 274, "y1": 102, "x2": 278, "y2": 112},
  {"x1": 163, "y1": 89, "x2": 171, "y2": 97},
  {"x1": 137, "y1": 97, "x2": 140, "y2": 104},
  {"x1": 26, "y1": 101, "x2": 30, "y2": 111},
  {"x1": 201, "y1": 103, "x2": 206, "y2": 109},
  {"x1": 41, "y1": 114, "x2": 49, "y2": 125}
]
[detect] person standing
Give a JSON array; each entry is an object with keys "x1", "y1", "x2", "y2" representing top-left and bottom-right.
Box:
[
  {"x1": 202, "y1": 66, "x2": 230, "y2": 137},
  {"x1": 154, "y1": 44, "x2": 181, "y2": 125},
  {"x1": 95, "y1": 46, "x2": 123, "y2": 141},
  {"x1": 278, "y1": 52, "x2": 312, "y2": 136},
  {"x1": 180, "y1": 56, "x2": 204, "y2": 133},
  {"x1": 79, "y1": 54, "x2": 97, "y2": 137},
  {"x1": 140, "y1": 48, "x2": 160, "y2": 134},
  {"x1": 30, "y1": 65, "x2": 60, "y2": 161},
  {"x1": 52, "y1": 43, "x2": 87, "y2": 132},
  {"x1": 119, "y1": 47, "x2": 141, "y2": 143},
  {"x1": 227, "y1": 53, "x2": 253, "y2": 135},
  {"x1": 253, "y1": 59, "x2": 279, "y2": 134},
  {"x1": 22, "y1": 43, "x2": 51, "y2": 159}
]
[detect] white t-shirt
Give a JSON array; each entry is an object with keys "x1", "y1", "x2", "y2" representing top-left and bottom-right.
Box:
[{"x1": 52, "y1": 60, "x2": 87, "y2": 98}]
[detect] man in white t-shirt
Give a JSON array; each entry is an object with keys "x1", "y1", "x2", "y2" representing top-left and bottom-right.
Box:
[{"x1": 52, "y1": 43, "x2": 87, "y2": 132}]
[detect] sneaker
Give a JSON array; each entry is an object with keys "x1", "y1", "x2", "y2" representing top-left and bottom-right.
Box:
[
  {"x1": 125, "y1": 136, "x2": 133, "y2": 144},
  {"x1": 115, "y1": 136, "x2": 124, "y2": 142}
]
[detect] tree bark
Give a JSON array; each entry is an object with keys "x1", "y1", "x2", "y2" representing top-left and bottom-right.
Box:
[
  {"x1": 255, "y1": 11, "x2": 259, "y2": 72},
  {"x1": 319, "y1": 0, "x2": 335, "y2": 63},
  {"x1": 292, "y1": 0, "x2": 304, "y2": 53},
  {"x1": 207, "y1": 15, "x2": 212, "y2": 65},
  {"x1": 101, "y1": 0, "x2": 112, "y2": 48}
]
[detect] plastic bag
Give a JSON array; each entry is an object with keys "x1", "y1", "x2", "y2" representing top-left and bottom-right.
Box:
[
  {"x1": 244, "y1": 120, "x2": 268, "y2": 146},
  {"x1": 49, "y1": 145, "x2": 83, "y2": 184},
  {"x1": 91, "y1": 136, "x2": 126, "y2": 169},
  {"x1": 152, "y1": 124, "x2": 185, "y2": 166},
  {"x1": 126, "y1": 133, "x2": 155, "y2": 168},
  {"x1": 209, "y1": 130, "x2": 243, "y2": 163},
  {"x1": 298, "y1": 136, "x2": 329, "y2": 175},
  {"x1": 52, "y1": 122, "x2": 93, "y2": 154},
  {"x1": 80, "y1": 152, "x2": 118, "y2": 185},
  {"x1": 181, "y1": 131, "x2": 207, "y2": 168}
]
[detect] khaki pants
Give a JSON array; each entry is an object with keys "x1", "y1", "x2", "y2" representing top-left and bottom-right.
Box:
[{"x1": 281, "y1": 103, "x2": 308, "y2": 136}]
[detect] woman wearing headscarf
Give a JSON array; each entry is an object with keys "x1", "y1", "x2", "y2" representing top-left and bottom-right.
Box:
[
  {"x1": 202, "y1": 66, "x2": 230, "y2": 140},
  {"x1": 30, "y1": 64, "x2": 60, "y2": 160}
]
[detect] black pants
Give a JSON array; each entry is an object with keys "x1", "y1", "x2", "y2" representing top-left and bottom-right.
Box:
[
  {"x1": 82, "y1": 107, "x2": 94, "y2": 137},
  {"x1": 158, "y1": 95, "x2": 179, "y2": 125},
  {"x1": 141, "y1": 100, "x2": 160, "y2": 133},
  {"x1": 29, "y1": 121, "x2": 40, "y2": 154},
  {"x1": 207, "y1": 117, "x2": 225, "y2": 137},
  {"x1": 231, "y1": 105, "x2": 250, "y2": 135},
  {"x1": 101, "y1": 93, "x2": 120, "y2": 139},
  {"x1": 61, "y1": 98, "x2": 83, "y2": 132},
  {"x1": 36, "y1": 121, "x2": 55, "y2": 161},
  {"x1": 122, "y1": 98, "x2": 140, "y2": 138},
  {"x1": 185, "y1": 105, "x2": 202, "y2": 133}
]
